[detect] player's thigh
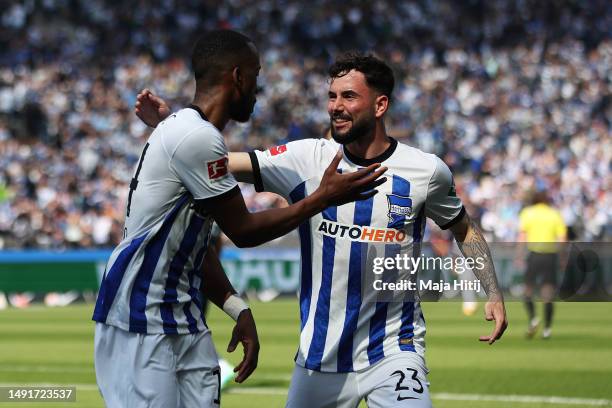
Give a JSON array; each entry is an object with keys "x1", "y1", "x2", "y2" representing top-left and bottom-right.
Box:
[
  {"x1": 176, "y1": 331, "x2": 221, "y2": 408},
  {"x1": 95, "y1": 323, "x2": 179, "y2": 408},
  {"x1": 177, "y1": 366, "x2": 220, "y2": 408},
  {"x1": 361, "y1": 354, "x2": 432, "y2": 408},
  {"x1": 286, "y1": 364, "x2": 359, "y2": 408},
  {"x1": 95, "y1": 323, "x2": 129, "y2": 406}
]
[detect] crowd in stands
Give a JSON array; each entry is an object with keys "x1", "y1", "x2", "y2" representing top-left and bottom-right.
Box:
[{"x1": 0, "y1": 0, "x2": 609, "y2": 248}]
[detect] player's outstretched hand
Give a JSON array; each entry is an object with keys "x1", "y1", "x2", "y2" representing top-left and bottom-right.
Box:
[
  {"x1": 315, "y1": 150, "x2": 387, "y2": 207},
  {"x1": 479, "y1": 300, "x2": 508, "y2": 345},
  {"x1": 227, "y1": 309, "x2": 260, "y2": 383},
  {"x1": 134, "y1": 89, "x2": 171, "y2": 128}
]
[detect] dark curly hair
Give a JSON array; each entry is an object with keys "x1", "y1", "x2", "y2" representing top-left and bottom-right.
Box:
[{"x1": 328, "y1": 53, "x2": 395, "y2": 100}]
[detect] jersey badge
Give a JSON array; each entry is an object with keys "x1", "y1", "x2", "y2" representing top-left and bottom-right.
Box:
[{"x1": 387, "y1": 194, "x2": 413, "y2": 229}]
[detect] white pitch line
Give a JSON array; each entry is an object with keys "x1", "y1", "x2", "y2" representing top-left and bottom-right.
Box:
[
  {"x1": 228, "y1": 388, "x2": 612, "y2": 406},
  {"x1": 0, "y1": 365, "x2": 92, "y2": 373},
  {"x1": 433, "y1": 393, "x2": 612, "y2": 406},
  {"x1": 228, "y1": 387, "x2": 287, "y2": 396},
  {"x1": 250, "y1": 373, "x2": 293, "y2": 381},
  {"x1": 0, "y1": 365, "x2": 291, "y2": 377}
]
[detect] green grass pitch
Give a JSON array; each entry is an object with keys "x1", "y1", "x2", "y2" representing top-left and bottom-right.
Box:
[{"x1": 0, "y1": 301, "x2": 610, "y2": 407}]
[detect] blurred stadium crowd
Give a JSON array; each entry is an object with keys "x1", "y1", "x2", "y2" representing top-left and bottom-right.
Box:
[{"x1": 0, "y1": 0, "x2": 610, "y2": 248}]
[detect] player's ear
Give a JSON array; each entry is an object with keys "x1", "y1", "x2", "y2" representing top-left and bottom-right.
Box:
[
  {"x1": 232, "y1": 67, "x2": 242, "y2": 88},
  {"x1": 374, "y1": 94, "x2": 389, "y2": 118}
]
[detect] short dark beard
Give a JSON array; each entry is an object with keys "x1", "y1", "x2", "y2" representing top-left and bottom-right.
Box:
[
  {"x1": 330, "y1": 114, "x2": 375, "y2": 145},
  {"x1": 230, "y1": 88, "x2": 255, "y2": 123}
]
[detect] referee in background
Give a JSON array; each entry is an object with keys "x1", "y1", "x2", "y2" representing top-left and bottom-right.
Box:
[{"x1": 518, "y1": 191, "x2": 567, "y2": 339}]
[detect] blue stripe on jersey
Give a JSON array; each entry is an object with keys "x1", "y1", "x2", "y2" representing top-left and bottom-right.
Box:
[
  {"x1": 367, "y1": 302, "x2": 388, "y2": 365},
  {"x1": 92, "y1": 232, "x2": 148, "y2": 323},
  {"x1": 398, "y1": 301, "x2": 415, "y2": 351},
  {"x1": 160, "y1": 213, "x2": 205, "y2": 334},
  {"x1": 412, "y1": 207, "x2": 425, "y2": 244},
  {"x1": 398, "y1": 206, "x2": 425, "y2": 351},
  {"x1": 337, "y1": 197, "x2": 374, "y2": 372},
  {"x1": 184, "y1": 228, "x2": 211, "y2": 333},
  {"x1": 368, "y1": 175, "x2": 411, "y2": 363},
  {"x1": 305, "y1": 204, "x2": 337, "y2": 370},
  {"x1": 183, "y1": 299, "x2": 199, "y2": 333},
  {"x1": 129, "y1": 194, "x2": 190, "y2": 333},
  {"x1": 289, "y1": 182, "x2": 312, "y2": 331}
]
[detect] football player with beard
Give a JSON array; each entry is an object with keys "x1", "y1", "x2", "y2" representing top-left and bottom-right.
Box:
[
  {"x1": 135, "y1": 53, "x2": 507, "y2": 408},
  {"x1": 93, "y1": 32, "x2": 386, "y2": 408}
]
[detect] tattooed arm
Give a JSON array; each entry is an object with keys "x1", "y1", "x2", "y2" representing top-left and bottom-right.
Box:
[{"x1": 450, "y1": 212, "x2": 508, "y2": 344}]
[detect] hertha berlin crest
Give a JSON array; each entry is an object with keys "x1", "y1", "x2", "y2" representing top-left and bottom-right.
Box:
[{"x1": 386, "y1": 194, "x2": 413, "y2": 229}]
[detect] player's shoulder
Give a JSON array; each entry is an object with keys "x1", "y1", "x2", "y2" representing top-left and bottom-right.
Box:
[
  {"x1": 550, "y1": 206, "x2": 564, "y2": 221},
  {"x1": 287, "y1": 137, "x2": 330, "y2": 151},
  {"x1": 158, "y1": 108, "x2": 225, "y2": 152},
  {"x1": 162, "y1": 108, "x2": 220, "y2": 137},
  {"x1": 518, "y1": 205, "x2": 530, "y2": 217},
  {"x1": 272, "y1": 137, "x2": 335, "y2": 160},
  {"x1": 519, "y1": 205, "x2": 536, "y2": 220},
  {"x1": 318, "y1": 137, "x2": 343, "y2": 155},
  {"x1": 395, "y1": 140, "x2": 445, "y2": 174}
]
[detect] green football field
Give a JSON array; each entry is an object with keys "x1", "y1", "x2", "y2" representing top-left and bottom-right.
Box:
[{"x1": 0, "y1": 301, "x2": 611, "y2": 407}]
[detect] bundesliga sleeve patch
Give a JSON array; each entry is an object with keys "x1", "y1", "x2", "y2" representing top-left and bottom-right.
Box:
[
  {"x1": 268, "y1": 144, "x2": 287, "y2": 156},
  {"x1": 207, "y1": 156, "x2": 229, "y2": 180}
]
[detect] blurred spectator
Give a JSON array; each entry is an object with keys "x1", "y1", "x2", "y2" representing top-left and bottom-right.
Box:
[{"x1": 0, "y1": 0, "x2": 609, "y2": 248}]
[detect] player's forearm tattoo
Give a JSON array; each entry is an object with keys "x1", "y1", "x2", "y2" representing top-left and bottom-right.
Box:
[{"x1": 456, "y1": 217, "x2": 502, "y2": 301}]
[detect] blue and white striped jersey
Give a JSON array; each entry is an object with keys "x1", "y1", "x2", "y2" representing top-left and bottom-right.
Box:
[
  {"x1": 251, "y1": 138, "x2": 464, "y2": 372},
  {"x1": 93, "y1": 107, "x2": 238, "y2": 334}
]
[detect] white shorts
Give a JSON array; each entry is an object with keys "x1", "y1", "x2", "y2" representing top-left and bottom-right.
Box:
[
  {"x1": 94, "y1": 323, "x2": 220, "y2": 408},
  {"x1": 286, "y1": 353, "x2": 432, "y2": 408}
]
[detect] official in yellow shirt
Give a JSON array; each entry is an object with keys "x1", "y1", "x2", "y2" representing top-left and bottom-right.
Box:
[{"x1": 518, "y1": 191, "x2": 567, "y2": 340}]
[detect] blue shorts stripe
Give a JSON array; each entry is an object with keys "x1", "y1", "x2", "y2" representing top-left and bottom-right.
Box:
[
  {"x1": 305, "y1": 204, "x2": 337, "y2": 370},
  {"x1": 337, "y1": 197, "x2": 374, "y2": 372},
  {"x1": 128, "y1": 194, "x2": 189, "y2": 333},
  {"x1": 160, "y1": 214, "x2": 205, "y2": 334},
  {"x1": 289, "y1": 182, "x2": 312, "y2": 331},
  {"x1": 92, "y1": 232, "x2": 148, "y2": 323}
]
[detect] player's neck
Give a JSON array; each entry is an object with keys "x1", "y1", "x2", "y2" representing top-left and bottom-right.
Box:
[
  {"x1": 192, "y1": 91, "x2": 231, "y2": 131},
  {"x1": 345, "y1": 125, "x2": 391, "y2": 160}
]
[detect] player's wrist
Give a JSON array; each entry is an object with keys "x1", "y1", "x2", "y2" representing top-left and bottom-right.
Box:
[
  {"x1": 223, "y1": 294, "x2": 249, "y2": 322},
  {"x1": 487, "y1": 293, "x2": 504, "y2": 303},
  {"x1": 305, "y1": 189, "x2": 328, "y2": 214}
]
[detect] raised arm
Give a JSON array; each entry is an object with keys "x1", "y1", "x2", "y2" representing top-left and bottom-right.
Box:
[
  {"x1": 228, "y1": 152, "x2": 255, "y2": 183},
  {"x1": 450, "y1": 212, "x2": 508, "y2": 344},
  {"x1": 134, "y1": 89, "x2": 171, "y2": 127},
  {"x1": 200, "y1": 152, "x2": 386, "y2": 248}
]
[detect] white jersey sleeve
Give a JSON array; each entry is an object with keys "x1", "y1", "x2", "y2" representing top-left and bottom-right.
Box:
[
  {"x1": 250, "y1": 138, "x2": 322, "y2": 198},
  {"x1": 425, "y1": 156, "x2": 465, "y2": 229},
  {"x1": 170, "y1": 125, "x2": 238, "y2": 200}
]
